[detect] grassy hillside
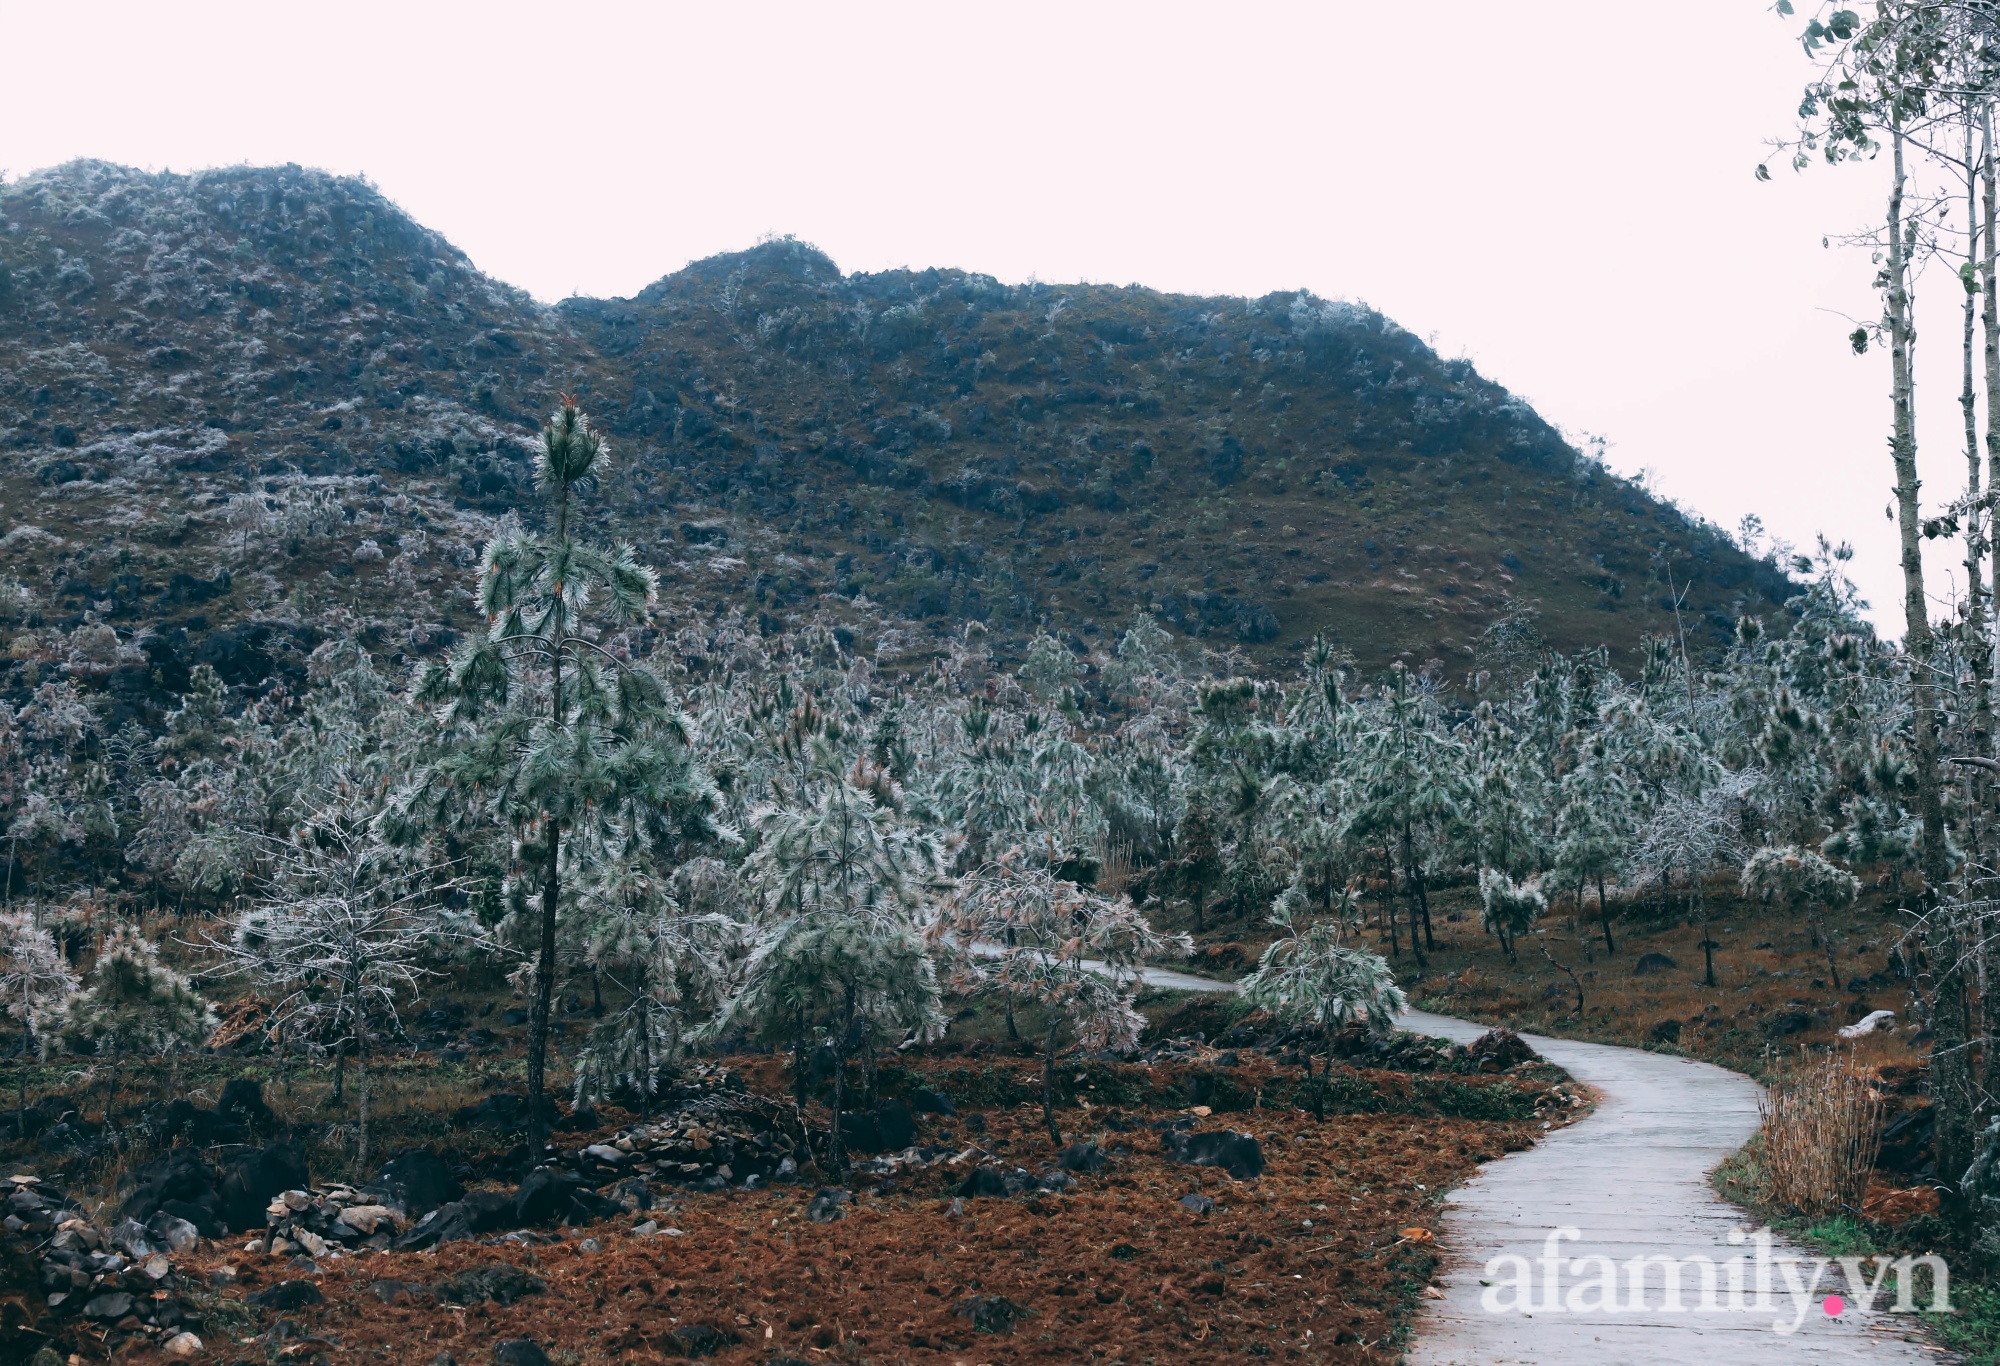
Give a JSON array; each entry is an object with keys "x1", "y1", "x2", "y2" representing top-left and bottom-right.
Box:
[{"x1": 0, "y1": 160, "x2": 1792, "y2": 714}]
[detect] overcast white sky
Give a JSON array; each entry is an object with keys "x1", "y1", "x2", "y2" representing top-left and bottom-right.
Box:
[{"x1": 2, "y1": 1, "x2": 1977, "y2": 633}]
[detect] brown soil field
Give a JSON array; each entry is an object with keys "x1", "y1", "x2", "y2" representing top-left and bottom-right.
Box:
[{"x1": 127, "y1": 1051, "x2": 1576, "y2": 1366}]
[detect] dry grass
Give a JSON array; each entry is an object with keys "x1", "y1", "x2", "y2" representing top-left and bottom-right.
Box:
[{"x1": 1757, "y1": 1047, "x2": 1883, "y2": 1217}]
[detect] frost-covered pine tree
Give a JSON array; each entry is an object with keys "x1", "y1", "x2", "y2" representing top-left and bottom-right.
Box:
[
  {"x1": 572, "y1": 856, "x2": 746, "y2": 1112},
  {"x1": 1347, "y1": 664, "x2": 1468, "y2": 966},
  {"x1": 719, "y1": 773, "x2": 944, "y2": 1175},
  {"x1": 938, "y1": 848, "x2": 1190, "y2": 1144},
  {"x1": 0, "y1": 910, "x2": 77, "y2": 1126},
  {"x1": 389, "y1": 397, "x2": 722, "y2": 1155},
  {"x1": 1741, "y1": 845, "x2": 1860, "y2": 989},
  {"x1": 1240, "y1": 893, "x2": 1404, "y2": 1119},
  {"x1": 1477, "y1": 868, "x2": 1544, "y2": 963},
  {"x1": 61, "y1": 923, "x2": 214, "y2": 1121}
]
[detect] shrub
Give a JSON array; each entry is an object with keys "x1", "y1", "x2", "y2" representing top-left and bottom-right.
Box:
[{"x1": 1758, "y1": 1048, "x2": 1881, "y2": 1216}]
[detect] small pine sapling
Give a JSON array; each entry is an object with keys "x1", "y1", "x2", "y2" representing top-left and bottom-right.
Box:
[
  {"x1": 0, "y1": 910, "x2": 77, "y2": 1129},
  {"x1": 1478, "y1": 868, "x2": 1544, "y2": 963},
  {"x1": 1239, "y1": 893, "x2": 1404, "y2": 1119},
  {"x1": 61, "y1": 923, "x2": 215, "y2": 1126},
  {"x1": 938, "y1": 849, "x2": 1192, "y2": 1144},
  {"x1": 1741, "y1": 845, "x2": 1861, "y2": 987}
]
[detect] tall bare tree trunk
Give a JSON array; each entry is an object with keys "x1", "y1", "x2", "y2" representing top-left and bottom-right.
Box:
[
  {"x1": 1890, "y1": 118, "x2": 1975, "y2": 1212},
  {"x1": 1041, "y1": 1014, "x2": 1063, "y2": 1146},
  {"x1": 526, "y1": 818, "x2": 560, "y2": 1161},
  {"x1": 1964, "y1": 108, "x2": 1990, "y2": 733},
  {"x1": 1978, "y1": 105, "x2": 2000, "y2": 1116}
]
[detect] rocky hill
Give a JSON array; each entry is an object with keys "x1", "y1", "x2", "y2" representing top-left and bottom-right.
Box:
[{"x1": 0, "y1": 160, "x2": 1790, "y2": 710}]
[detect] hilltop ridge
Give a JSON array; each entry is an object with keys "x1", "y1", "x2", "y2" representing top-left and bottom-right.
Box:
[{"x1": 0, "y1": 160, "x2": 1792, "y2": 709}]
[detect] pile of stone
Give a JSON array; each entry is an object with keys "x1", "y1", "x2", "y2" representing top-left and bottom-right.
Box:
[
  {"x1": 16, "y1": 1173, "x2": 206, "y2": 1357},
  {"x1": 252, "y1": 1183, "x2": 409, "y2": 1256},
  {"x1": 576, "y1": 1087, "x2": 807, "y2": 1191}
]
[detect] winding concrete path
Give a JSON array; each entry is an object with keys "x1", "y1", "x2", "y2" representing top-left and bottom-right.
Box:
[
  {"x1": 1398, "y1": 1012, "x2": 1936, "y2": 1365},
  {"x1": 1107, "y1": 960, "x2": 1939, "y2": 1363}
]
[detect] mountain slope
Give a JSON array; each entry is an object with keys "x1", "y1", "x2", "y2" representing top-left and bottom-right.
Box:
[{"x1": 0, "y1": 160, "x2": 1791, "y2": 708}]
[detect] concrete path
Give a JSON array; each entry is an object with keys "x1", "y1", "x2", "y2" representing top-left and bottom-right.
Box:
[
  {"x1": 1400, "y1": 1011, "x2": 1937, "y2": 1365},
  {"x1": 1107, "y1": 961, "x2": 1940, "y2": 1363}
]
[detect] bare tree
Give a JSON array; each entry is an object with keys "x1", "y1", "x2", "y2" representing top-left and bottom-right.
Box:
[{"x1": 213, "y1": 802, "x2": 473, "y2": 1174}]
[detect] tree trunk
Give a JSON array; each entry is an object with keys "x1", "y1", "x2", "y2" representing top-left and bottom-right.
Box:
[
  {"x1": 791, "y1": 1007, "x2": 809, "y2": 1111},
  {"x1": 1041, "y1": 1014, "x2": 1063, "y2": 1146},
  {"x1": 1597, "y1": 872, "x2": 1615, "y2": 954},
  {"x1": 1888, "y1": 118, "x2": 1975, "y2": 1216},
  {"x1": 525, "y1": 817, "x2": 561, "y2": 1161},
  {"x1": 828, "y1": 989, "x2": 855, "y2": 1178},
  {"x1": 1810, "y1": 904, "x2": 1839, "y2": 988},
  {"x1": 1964, "y1": 110, "x2": 1991, "y2": 764},
  {"x1": 356, "y1": 1026, "x2": 370, "y2": 1179},
  {"x1": 1979, "y1": 106, "x2": 2000, "y2": 1119}
]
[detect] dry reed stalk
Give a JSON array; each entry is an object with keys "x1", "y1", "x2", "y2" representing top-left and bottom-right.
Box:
[{"x1": 1758, "y1": 1046, "x2": 1882, "y2": 1216}]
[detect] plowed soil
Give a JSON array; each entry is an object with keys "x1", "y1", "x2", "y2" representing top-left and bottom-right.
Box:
[{"x1": 155, "y1": 1052, "x2": 1572, "y2": 1365}]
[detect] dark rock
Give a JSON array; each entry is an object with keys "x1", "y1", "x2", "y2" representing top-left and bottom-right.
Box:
[
  {"x1": 218, "y1": 1077, "x2": 276, "y2": 1133},
  {"x1": 514, "y1": 1167, "x2": 584, "y2": 1226},
  {"x1": 666, "y1": 1322, "x2": 736, "y2": 1358},
  {"x1": 957, "y1": 1294, "x2": 1022, "y2": 1333},
  {"x1": 1765, "y1": 1011, "x2": 1815, "y2": 1040},
  {"x1": 1632, "y1": 953, "x2": 1679, "y2": 977},
  {"x1": 139, "y1": 1096, "x2": 248, "y2": 1148},
  {"x1": 251, "y1": 1280, "x2": 324, "y2": 1311},
  {"x1": 1649, "y1": 1020, "x2": 1683, "y2": 1044},
  {"x1": 957, "y1": 1165, "x2": 1019, "y2": 1198},
  {"x1": 119, "y1": 1150, "x2": 225, "y2": 1238},
  {"x1": 369, "y1": 1147, "x2": 463, "y2": 1216},
  {"x1": 804, "y1": 1187, "x2": 850, "y2": 1223},
  {"x1": 453, "y1": 1093, "x2": 529, "y2": 1131},
  {"x1": 369, "y1": 1278, "x2": 426, "y2": 1304},
  {"x1": 1878, "y1": 1103, "x2": 1936, "y2": 1176},
  {"x1": 82, "y1": 1290, "x2": 133, "y2": 1320},
  {"x1": 1057, "y1": 1142, "x2": 1106, "y2": 1173},
  {"x1": 839, "y1": 1099, "x2": 915, "y2": 1154},
  {"x1": 1459, "y1": 1029, "x2": 1541, "y2": 1072},
  {"x1": 219, "y1": 1144, "x2": 309, "y2": 1232},
  {"x1": 1179, "y1": 1192, "x2": 1215, "y2": 1214},
  {"x1": 1161, "y1": 1130, "x2": 1265, "y2": 1181},
  {"x1": 907, "y1": 1088, "x2": 955, "y2": 1116},
  {"x1": 491, "y1": 1342, "x2": 551, "y2": 1366},
  {"x1": 108, "y1": 1217, "x2": 156, "y2": 1259},
  {"x1": 435, "y1": 1264, "x2": 546, "y2": 1306},
  {"x1": 606, "y1": 1177, "x2": 652, "y2": 1212},
  {"x1": 391, "y1": 1187, "x2": 517, "y2": 1250}
]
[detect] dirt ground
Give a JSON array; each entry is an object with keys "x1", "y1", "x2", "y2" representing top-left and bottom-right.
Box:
[
  {"x1": 1170, "y1": 883, "x2": 1924, "y2": 1079},
  {"x1": 135, "y1": 1051, "x2": 1573, "y2": 1366}
]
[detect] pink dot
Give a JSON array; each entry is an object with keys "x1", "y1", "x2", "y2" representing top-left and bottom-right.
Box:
[{"x1": 1823, "y1": 1294, "x2": 1845, "y2": 1317}]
